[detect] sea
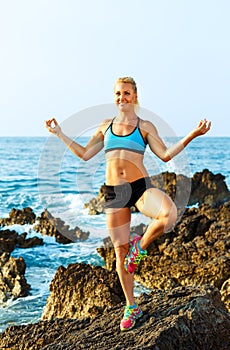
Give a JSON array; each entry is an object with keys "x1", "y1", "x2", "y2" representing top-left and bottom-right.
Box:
[{"x1": 0, "y1": 136, "x2": 229, "y2": 332}]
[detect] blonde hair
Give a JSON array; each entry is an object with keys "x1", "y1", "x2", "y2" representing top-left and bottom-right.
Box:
[{"x1": 114, "y1": 76, "x2": 139, "y2": 105}]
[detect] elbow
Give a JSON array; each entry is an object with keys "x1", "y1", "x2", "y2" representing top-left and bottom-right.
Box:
[
  {"x1": 81, "y1": 154, "x2": 90, "y2": 161},
  {"x1": 161, "y1": 154, "x2": 171, "y2": 162},
  {"x1": 81, "y1": 151, "x2": 93, "y2": 161}
]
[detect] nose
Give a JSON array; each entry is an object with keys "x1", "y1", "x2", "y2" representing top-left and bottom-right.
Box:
[{"x1": 119, "y1": 93, "x2": 126, "y2": 102}]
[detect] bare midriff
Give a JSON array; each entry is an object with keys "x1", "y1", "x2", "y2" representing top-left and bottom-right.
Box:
[{"x1": 105, "y1": 149, "x2": 148, "y2": 185}]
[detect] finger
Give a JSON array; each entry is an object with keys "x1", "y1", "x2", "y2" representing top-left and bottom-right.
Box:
[
  {"x1": 207, "y1": 121, "x2": 211, "y2": 130},
  {"x1": 51, "y1": 118, "x2": 58, "y2": 125},
  {"x1": 45, "y1": 119, "x2": 53, "y2": 126}
]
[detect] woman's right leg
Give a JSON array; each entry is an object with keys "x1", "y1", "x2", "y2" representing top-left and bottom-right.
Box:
[{"x1": 105, "y1": 207, "x2": 135, "y2": 305}]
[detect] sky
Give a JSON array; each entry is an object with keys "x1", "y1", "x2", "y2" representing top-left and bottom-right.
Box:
[{"x1": 0, "y1": 0, "x2": 229, "y2": 137}]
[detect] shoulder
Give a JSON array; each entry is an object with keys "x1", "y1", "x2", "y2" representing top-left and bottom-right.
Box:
[
  {"x1": 139, "y1": 118, "x2": 158, "y2": 136},
  {"x1": 100, "y1": 118, "x2": 113, "y2": 133},
  {"x1": 93, "y1": 118, "x2": 112, "y2": 139}
]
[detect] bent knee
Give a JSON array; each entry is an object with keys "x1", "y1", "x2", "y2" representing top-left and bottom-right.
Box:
[{"x1": 160, "y1": 202, "x2": 177, "y2": 231}]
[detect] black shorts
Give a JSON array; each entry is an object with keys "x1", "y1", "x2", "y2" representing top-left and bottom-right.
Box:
[{"x1": 104, "y1": 177, "x2": 153, "y2": 209}]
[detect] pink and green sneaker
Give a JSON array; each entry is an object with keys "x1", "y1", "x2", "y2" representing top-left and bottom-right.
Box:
[
  {"x1": 120, "y1": 303, "x2": 143, "y2": 331},
  {"x1": 124, "y1": 234, "x2": 147, "y2": 273}
]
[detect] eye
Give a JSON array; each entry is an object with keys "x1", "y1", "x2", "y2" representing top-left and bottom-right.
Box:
[
  {"x1": 115, "y1": 91, "x2": 121, "y2": 96},
  {"x1": 125, "y1": 91, "x2": 130, "y2": 95}
]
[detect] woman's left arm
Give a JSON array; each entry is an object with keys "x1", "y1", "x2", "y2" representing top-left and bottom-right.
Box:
[{"x1": 146, "y1": 118, "x2": 211, "y2": 162}]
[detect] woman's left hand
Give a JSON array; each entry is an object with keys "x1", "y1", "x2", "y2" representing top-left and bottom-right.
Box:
[{"x1": 193, "y1": 118, "x2": 211, "y2": 137}]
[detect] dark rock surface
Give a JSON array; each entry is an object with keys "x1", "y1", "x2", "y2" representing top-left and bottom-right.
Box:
[
  {"x1": 0, "y1": 207, "x2": 36, "y2": 226},
  {"x1": 98, "y1": 202, "x2": 230, "y2": 312},
  {"x1": 0, "y1": 252, "x2": 30, "y2": 302},
  {"x1": 0, "y1": 285, "x2": 230, "y2": 350},
  {"x1": 84, "y1": 169, "x2": 230, "y2": 215},
  {"x1": 42, "y1": 263, "x2": 125, "y2": 320},
  {"x1": 189, "y1": 169, "x2": 230, "y2": 206},
  {"x1": 34, "y1": 209, "x2": 90, "y2": 243},
  {"x1": 0, "y1": 228, "x2": 43, "y2": 253}
]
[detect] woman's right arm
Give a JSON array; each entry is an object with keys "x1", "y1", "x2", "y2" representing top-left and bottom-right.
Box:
[{"x1": 45, "y1": 118, "x2": 107, "y2": 161}]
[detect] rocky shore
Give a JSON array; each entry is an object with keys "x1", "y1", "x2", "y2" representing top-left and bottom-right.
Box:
[
  {"x1": 1, "y1": 284, "x2": 230, "y2": 350},
  {"x1": 0, "y1": 169, "x2": 229, "y2": 349}
]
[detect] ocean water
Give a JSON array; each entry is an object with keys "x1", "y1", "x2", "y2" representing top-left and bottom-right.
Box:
[{"x1": 0, "y1": 136, "x2": 229, "y2": 332}]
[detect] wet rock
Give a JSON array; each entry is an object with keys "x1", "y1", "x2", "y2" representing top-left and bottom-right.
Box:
[
  {"x1": 0, "y1": 252, "x2": 30, "y2": 303},
  {"x1": 17, "y1": 232, "x2": 44, "y2": 248},
  {"x1": 42, "y1": 262, "x2": 125, "y2": 320},
  {"x1": 0, "y1": 207, "x2": 36, "y2": 226},
  {"x1": 0, "y1": 285, "x2": 230, "y2": 350},
  {"x1": 34, "y1": 209, "x2": 90, "y2": 243},
  {"x1": 0, "y1": 229, "x2": 43, "y2": 252},
  {"x1": 0, "y1": 229, "x2": 18, "y2": 253}
]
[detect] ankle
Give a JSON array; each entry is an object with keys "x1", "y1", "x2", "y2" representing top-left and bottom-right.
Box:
[
  {"x1": 138, "y1": 240, "x2": 146, "y2": 253},
  {"x1": 127, "y1": 302, "x2": 137, "y2": 308}
]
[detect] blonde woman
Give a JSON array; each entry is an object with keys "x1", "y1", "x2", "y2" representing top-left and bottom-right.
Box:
[{"x1": 45, "y1": 77, "x2": 211, "y2": 331}]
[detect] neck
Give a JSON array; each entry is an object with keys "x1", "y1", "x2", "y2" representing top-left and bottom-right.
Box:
[{"x1": 116, "y1": 111, "x2": 138, "y2": 122}]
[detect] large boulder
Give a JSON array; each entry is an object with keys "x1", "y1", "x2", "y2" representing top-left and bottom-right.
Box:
[
  {"x1": 42, "y1": 262, "x2": 125, "y2": 320},
  {"x1": 189, "y1": 169, "x2": 230, "y2": 206},
  {"x1": 0, "y1": 285, "x2": 230, "y2": 350},
  {"x1": 0, "y1": 252, "x2": 30, "y2": 303}
]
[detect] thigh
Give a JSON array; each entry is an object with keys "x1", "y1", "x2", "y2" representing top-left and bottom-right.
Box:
[
  {"x1": 105, "y1": 207, "x2": 131, "y2": 248},
  {"x1": 135, "y1": 187, "x2": 176, "y2": 219}
]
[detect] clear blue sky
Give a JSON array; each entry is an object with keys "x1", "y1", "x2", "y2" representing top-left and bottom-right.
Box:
[{"x1": 0, "y1": 0, "x2": 229, "y2": 137}]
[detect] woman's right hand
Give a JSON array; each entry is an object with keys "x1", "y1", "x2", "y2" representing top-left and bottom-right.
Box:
[{"x1": 45, "y1": 118, "x2": 62, "y2": 136}]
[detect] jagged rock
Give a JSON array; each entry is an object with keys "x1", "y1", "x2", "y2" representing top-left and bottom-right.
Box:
[
  {"x1": 42, "y1": 262, "x2": 125, "y2": 320},
  {"x1": 0, "y1": 252, "x2": 30, "y2": 303},
  {"x1": 0, "y1": 229, "x2": 44, "y2": 252},
  {"x1": 189, "y1": 169, "x2": 230, "y2": 206},
  {"x1": 17, "y1": 232, "x2": 44, "y2": 248},
  {"x1": 1, "y1": 285, "x2": 230, "y2": 350},
  {"x1": 97, "y1": 203, "x2": 230, "y2": 311},
  {"x1": 0, "y1": 229, "x2": 18, "y2": 253},
  {"x1": 84, "y1": 169, "x2": 230, "y2": 215},
  {"x1": 0, "y1": 207, "x2": 36, "y2": 226},
  {"x1": 34, "y1": 209, "x2": 90, "y2": 243}
]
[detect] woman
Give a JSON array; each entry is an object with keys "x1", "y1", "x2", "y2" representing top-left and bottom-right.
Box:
[{"x1": 45, "y1": 76, "x2": 211, "y2": 331}]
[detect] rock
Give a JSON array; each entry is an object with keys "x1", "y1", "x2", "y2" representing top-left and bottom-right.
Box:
[
  {"x1": 0, "y1": 229, "x2": 18, "y2": 253},
  {"x1": 42, "y1": 262, "x2": 125, "y2": 320},
  {"x1": 0, "y1": 207, "x2": 36, "y2": 226},
  {"x1": 0, "y1": 229, "x2": 44, "y2": 252},
  {"x1": 17, "y1": 232, "x2": 44, "y2": 248},
  {"x1": 84, "y1": 169, "x2": 230, "y2": 215},
  {"x1": 34, "y1": 209, "x2": 90, "y2": 243},
  {"x1": 150, "y1": 172, "x2": 192, "y2": 209},
  {"x1": 0, "y1": 285, "x2": 230, "y2": 350},
  {"x1": 189, "y1": 169, "x2": 230, "y2": 206},
  {"x1": 0, "y1": 252, "x2": 30, "y2": 303},
  {"x1": 220, "y1": 278, "x2": 230, "y2": 312}
]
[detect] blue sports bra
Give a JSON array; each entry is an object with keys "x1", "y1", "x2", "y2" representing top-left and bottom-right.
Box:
[{"x1": 104, "y1": 117, "x2": 147, "y2": 154}]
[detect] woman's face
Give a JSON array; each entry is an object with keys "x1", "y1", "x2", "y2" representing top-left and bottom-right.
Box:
[{"x1": 114, "y1": 82, "x2": 137, "y2": 111}]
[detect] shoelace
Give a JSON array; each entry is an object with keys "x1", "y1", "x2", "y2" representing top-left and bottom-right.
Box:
[{"x1": 123, "y1": 305, "x2": 137, "y2": 319}]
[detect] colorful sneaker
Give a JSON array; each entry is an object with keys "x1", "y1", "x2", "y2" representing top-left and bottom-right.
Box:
[
  {"x1": 124, "y1": 234, "x2": 147, "y2": 273},
  {"x1": 120, "y1": 304, "x2": 143, "y2": 331}
]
